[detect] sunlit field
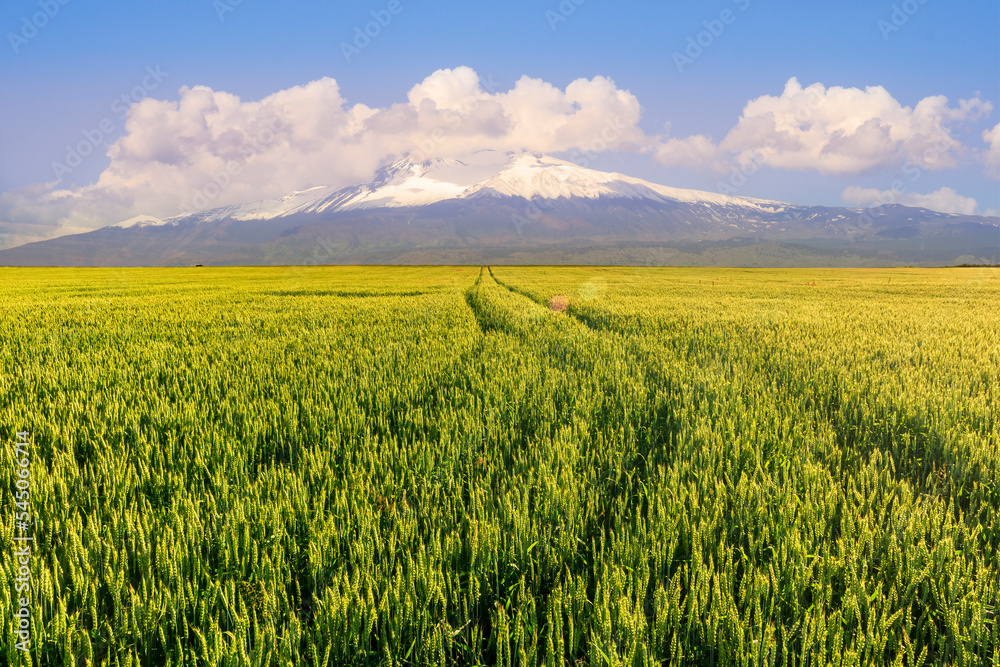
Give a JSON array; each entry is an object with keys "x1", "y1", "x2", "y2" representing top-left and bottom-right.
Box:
[{"x1": 2, "y1": 265, "x2": 998, "y2": 666}]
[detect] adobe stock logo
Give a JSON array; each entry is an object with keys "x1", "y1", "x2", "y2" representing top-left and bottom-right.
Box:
[
  {"x1": 672, "y1": 0, "x2": 751, "y2": 73},
  {"x1": 213, "y1": 0, "x2": 244, "y2": 21},
  {"x1": 545, "y1": 0, "x2": 587, "y2": 31},
  {"x1": 877, "y1": 0, "x2": 930, "y2": 41},
  {"x1": 340, "y1": 0, "x2": 411, "y2": 63},
  {"x1": 51, "y1": 66, "x2": 170, "y2": 181},
  {"x1": 7, "y1": 0, "x2": 72, "y2": 54}
]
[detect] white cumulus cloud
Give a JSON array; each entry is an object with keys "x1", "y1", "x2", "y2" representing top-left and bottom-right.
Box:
[
  {"x1": 658, "y1": 77, "x2": 992, "y2": 176},
  {"x1": 654, "y1": 134, "x2": 728, "y2": 172},
  {"x1": 1, "y1": 66, "x2": 649, "y2": 246},
  {"x1": 983, "y1": 123, "x2": 1000, "y2": 179}
]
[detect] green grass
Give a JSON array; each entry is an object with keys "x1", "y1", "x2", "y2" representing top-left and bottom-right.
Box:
[{"x1": 1, "y1": 265, "x2": 997, "y2": 666}]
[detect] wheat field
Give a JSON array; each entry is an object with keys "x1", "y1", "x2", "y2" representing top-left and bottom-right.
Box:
[{"x1": 1, "y1": 265, "x2": 997, "y2": 666}]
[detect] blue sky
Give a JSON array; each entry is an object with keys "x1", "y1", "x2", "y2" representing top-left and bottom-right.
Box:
[{"x1": 1, "y1": 0, "x2": 997, "y2": 246}]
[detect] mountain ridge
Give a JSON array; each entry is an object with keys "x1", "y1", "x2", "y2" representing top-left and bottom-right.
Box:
[
  {"x1": 2, "y1": 150, "x2": 997, "y2": 267},
  {"x1": 117, "y1": 150, "x2": 800, "y2": 228}
]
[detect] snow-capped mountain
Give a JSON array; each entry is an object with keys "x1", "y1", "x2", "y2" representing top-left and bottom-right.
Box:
[
  {"x1": 3, "y1": 150, "x2": 998, "y2": 267},
  {"x1": 115, "y1": 150, "x2": 797, "y2": 227}
]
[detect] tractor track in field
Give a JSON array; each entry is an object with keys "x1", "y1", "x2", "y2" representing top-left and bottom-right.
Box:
[
  {"x1": 462, "y1": 267, "x2": 493, "y2": 335},
  {"x1": 481, "y1": 266, "x2": 1000, "y2": 658},
  {"x1": 462, "y1": 266, "x2": 685, "y2": 549},
  {"x1": 484, "y1": 266, "x2": 1000, "y2": 552}
]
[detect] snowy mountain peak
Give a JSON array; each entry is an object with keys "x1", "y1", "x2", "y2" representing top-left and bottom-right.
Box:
[
  {"x1": 105, "y1": 150, "x2": 797, "y2": 228},
  {"x1": 325, "y1": 150, "x2": 787, "y2": 213}
]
